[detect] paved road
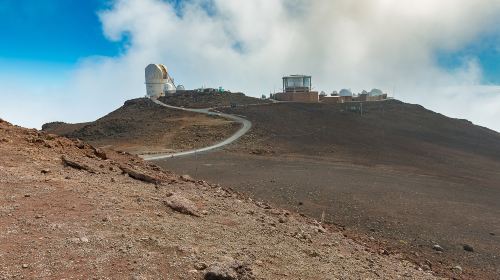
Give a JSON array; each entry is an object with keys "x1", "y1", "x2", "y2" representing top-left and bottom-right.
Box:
[{"x1": 140, "y1": 98, "x2": 252, "y2": 160}]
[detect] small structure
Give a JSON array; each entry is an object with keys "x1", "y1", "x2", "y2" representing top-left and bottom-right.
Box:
[
  {"x1": 176, "y1": 85, "x2": 186, "y2": 91},
  {"x1": 338, "y1": 89, "x2": 353, "y2": 102},
  {"x1": 321, "y1": 89, "x2": 352, "y2": 104},
  {"x1": 145, "y1": 63, "x2": 176, "y2": 98},
  {"x1": 369, "y1": 88, "x2": 383, "y2": 96},
  {"x1": 356, "y1": 88, "x2": 387, "y2": 101},
  {"x1": 274, "y1": 75, "x2": 318, "y2": 103}
]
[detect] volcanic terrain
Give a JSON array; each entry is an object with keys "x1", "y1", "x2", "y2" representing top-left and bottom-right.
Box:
[
  {"x1": 155, "y1": 99, "x2": 500, "y2": 279},
  {"x1": 158, "y1": 90, "x2": 272, "y2": 109},
  {"x1": 42, "y1": 98, "x2": 240, "y2": 155},
  {"x1": 41, "y1": 94, "x2": 500, "y2": 279},
  {"x1": 0, "y1": 118, "x2": 445, "y2": 279}
]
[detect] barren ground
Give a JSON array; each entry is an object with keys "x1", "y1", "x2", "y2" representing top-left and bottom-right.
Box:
[
  {"x1": 155, "y1": 101, "x2": 500, "y2": 279},
  {"x1": 0, "y1": 119, "x2": 443, "y2": 279},
  {"x1": 158, "y1": 152, "x2": 500, "y2": 279},
  {"x1": 42, "y1": 98, "x2": 240, "y2": 155},
  {"x1": 159, "y1": 91, "x2": 271, "y2": 109}
]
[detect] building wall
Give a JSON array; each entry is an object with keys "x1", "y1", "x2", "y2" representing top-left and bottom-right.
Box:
[
  {"x1": 366, "y1": 95, "x2": 385, "y2": 101},
  {"x1": 320, "y1": 96, "x2": 341, "y2": 103},
  {"x1": 355, "y1": 94, "x2": 387, "y2": 102},
  {"x1": 275, "y1": 91, "x2": 319, "y2": 103},
  {"x1": 146, "y1": 83, "x2": 164, "y2": 98}
]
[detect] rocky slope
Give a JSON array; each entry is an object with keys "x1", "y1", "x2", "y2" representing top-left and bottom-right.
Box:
[
  {"x1": 42, "y1": 98, "x2": 240, "y2": 155},
  {"x1": 159, "y1": 91, "x2": 271, "y2": 109},
  {"x1": 221, "y1": 100, "x2": 500, "y2": 179},
  {"x1": 0, "y1": 118, "x2": 442, "y2": 279}
]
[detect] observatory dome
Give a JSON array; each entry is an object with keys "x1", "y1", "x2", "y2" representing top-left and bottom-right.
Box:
[
  {"x1": 176, "y1": 85, "x2": 185, "y2": 91},
  {"x1": 369, "y1": 88, "x2": 383, "y2": 96},
  {"x1": 145, "y1": 64, "x2": 171, "y2": 98},
  {"x1": 165, "y1": 82, "x2": 176, "y2": 94},
  {"x1": 339, "y1": 89, "x2": 353, "y2": 97},
  {"x1": 145, "y1": 64, "x2": 166, "y2": 83}
]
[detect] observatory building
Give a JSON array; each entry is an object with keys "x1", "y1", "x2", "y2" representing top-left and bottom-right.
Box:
[
  {"x1": 274, "y1": 75, "x2": 319, "y2": 103},
  {"x1": 357, "y1": 88, "x2": 388, "y2": 101},
  {"x1": 145, "y1": 64, "x2": 176, "y2": 98}
]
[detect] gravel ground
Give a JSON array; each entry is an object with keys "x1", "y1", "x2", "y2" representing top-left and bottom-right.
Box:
[{"x1": 0, "y1": 119, "x2": 442, "y2": 279}]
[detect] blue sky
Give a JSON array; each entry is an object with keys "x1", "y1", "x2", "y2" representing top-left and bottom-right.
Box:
[
  {"x1": 0, "y1": 0, "x2": 120, "y2": 66},
  {"x1": 436, "y1": 32, "x2": 500, "y2": 84},
  {"x1": 1, "y1": 0, "x2": 499, "y2": 83},
  {"x1": 0, "y1": 0, "x2": 500, "y2": 132}
]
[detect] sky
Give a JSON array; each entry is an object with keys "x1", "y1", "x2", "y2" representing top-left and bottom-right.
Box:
[{"x1": 1, "y1": 0, "x2": 500, "y2": 132}]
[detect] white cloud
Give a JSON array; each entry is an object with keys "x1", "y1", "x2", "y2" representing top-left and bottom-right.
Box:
[{"x1": 1, "y1": 0, "x2": 500, "y2": 132}]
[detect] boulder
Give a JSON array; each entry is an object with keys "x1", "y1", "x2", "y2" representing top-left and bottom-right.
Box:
[
  {"x1": 164, "y1": 194, "x2": 200, "y2": 217},
  {"x1": 204, "y1": 257, "x2": 254, "y2": 280}
]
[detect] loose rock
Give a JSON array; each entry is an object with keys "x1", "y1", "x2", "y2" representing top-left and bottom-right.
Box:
[
  {"x1": 204, "y1": 257, "x2": 254, "y2": 280},
  {"x1": 93, "y1": 147, "x2": 107, "y2": 160},
  {"x1": 463, "y1": 244, "x2": 474, "y2": 252},
  {"x1": 194, "y1": 262, "x2": 208, "y2": 270},
  {"x1": 164, "y1": 194, "x2": 200, "y2": 217},
  {"x1": 180, "y1": 174, "x2": 195, "y2": 182},
  {"x1": 432, "y1": 244, "x2": 444, "y2": 252},
  {"x1": 452, "y1": 265, "x2": 463, "y2": 274}
]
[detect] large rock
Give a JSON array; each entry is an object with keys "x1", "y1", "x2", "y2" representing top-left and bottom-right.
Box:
[
  {"x1": 204, "y1": 257, "x2": 254, "y2": 280},
  {"x1": 164, "y1": 193, "x2": 200, "y2": 217}
]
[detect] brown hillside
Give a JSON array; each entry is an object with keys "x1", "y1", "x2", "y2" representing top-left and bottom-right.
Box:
[
  {"x1": 158, "y1": 91, "x2": 271, "y2": 109},
  {"x1": 42, "y1": 98, "x2": 240, "y2": 155},
  {"x1": 156, "y1": 100, "x2": 500, "y2": 279},
  {"x1": 0, "y1": 119, "x2": 442, "y2": 279},
  {"x1": 221, "y1": 100, "x2": 500, "y2": 178}
]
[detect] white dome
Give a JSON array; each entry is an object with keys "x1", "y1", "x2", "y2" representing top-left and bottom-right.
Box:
[
  {"x1": 165, "y1": 82, "x2": 176, "y2": 94},
  {"x1": 339, "y1": 89, "x2": 352, "y2": 97},
  {"x1": 369, "y1": 88, "x2": 383, "y2": 96},
  {"x1": 176, "y1": 85, "x2": 185, "y2": 91},
  {"x1": 145, "y1": 64, "x2": 166, "y2": 83}
]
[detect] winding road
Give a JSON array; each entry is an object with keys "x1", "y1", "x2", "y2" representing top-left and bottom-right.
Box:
[{"x1": 140, "y1": 98, "x2": 252, "y2": 161}]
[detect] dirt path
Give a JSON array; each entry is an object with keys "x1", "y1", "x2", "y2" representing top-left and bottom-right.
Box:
[{"x1": 140, "y1": 98, "x2": 252, "y2": 160}]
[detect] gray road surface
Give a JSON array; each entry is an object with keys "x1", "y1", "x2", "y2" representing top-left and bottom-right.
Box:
[{"x1": 140, "y1": 98, "x2": 252, "y2": 160}]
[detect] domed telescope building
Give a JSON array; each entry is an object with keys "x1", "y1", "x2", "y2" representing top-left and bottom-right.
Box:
[{"x1": 145, "y1": 64, "x2": 176, "y2": 98}]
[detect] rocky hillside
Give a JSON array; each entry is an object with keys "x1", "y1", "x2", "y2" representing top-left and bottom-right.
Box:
[
  {"x1": 222, "y1": 100, "x2": 500, "y2": 179},
  {"x1": 0, "y1": 118, "x2": 442, "y2": 279},
  {"x1": 159, "y1": 91, "x2": 272, "y2": 109},
  {"x1": 42, "y1": 98, "x2": 240, "y2": 155}
]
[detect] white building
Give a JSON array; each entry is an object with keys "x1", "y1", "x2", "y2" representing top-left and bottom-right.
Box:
[
  {"x1": 339, "y1": 89, "x2": 353, "y2": 97},
  {"x1": 369, "y1": 88, "x2": 383, "y2": 96},
  {"x1": 145, "y1": 64, "x2": 176, "y2": 98}
]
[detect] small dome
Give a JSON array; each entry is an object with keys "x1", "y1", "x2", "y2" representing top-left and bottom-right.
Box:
[
  {"x1": 176, "y1": 85, "x2": 185, "y2": 91},
  {"x1": 319, "y1": 91, "x2": 327, "y2": 96},
  {"x1": 369, "y1": 88, "x2": 383, "y2": 96},
  {"x1": 165, "y1": 82, "x2": 176, "y2": 94},
  {"x1": 339, "y1": 89, "x2": 352, "y2": 97}
]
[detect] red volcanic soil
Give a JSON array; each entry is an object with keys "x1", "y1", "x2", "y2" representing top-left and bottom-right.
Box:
[
  {"x1": 0, "y1": 118, "x2": 441, "y2": 279},
  {"x1": 42, "y1": 98, "x2": 240, "y2": 155},
  {"x1": 158, "y1": 90, "x2": 271, "y2": 109},
  {"x1": 156, "y1": 100, "x2": 500, "y2": 279}
]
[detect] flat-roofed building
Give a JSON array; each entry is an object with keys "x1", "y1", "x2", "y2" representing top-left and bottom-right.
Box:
[{"x1": 274, "y1": 75, "x2": 318, "y2": 103}]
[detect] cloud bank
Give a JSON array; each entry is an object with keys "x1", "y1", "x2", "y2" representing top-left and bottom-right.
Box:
[{"x1": 2, "y1": 0, "x2": 500, "y2": 132}]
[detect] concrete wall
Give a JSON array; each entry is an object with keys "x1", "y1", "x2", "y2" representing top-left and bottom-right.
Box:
[
  {"x1": 320, "y1": 96, "x2": 341, "y2": 103},
  {"x1": 275, "y1": 91, "x2": 319, "y2": 103},
  {"x1": 355, "y1": 94, "x2": 387, "y2": 102}
]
